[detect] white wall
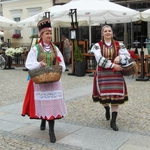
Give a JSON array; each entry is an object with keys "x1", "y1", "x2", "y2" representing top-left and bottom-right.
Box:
[{"x1": 2, "y1": 0, "x2": 53, "y2": 47}]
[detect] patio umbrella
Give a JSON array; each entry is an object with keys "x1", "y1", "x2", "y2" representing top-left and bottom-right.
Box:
[
  {"x1": 141, "y1": 9, "x2": 150, "y2": 22},
  {"x1": 0, "y1": 31, "x2": 4, "y2": 36},
  {"x1": 48, "y1": 0, "x2": 140, "y2": 45},
  {"x1": 49, "y1": 0, "x2": 140, "y2": 24},
  {"x1": 17, "y1": 5, "x2": 88, "y2": 28},
  {"x1": 0, "y1": 15, "x2": 19, "y2": 30},
  {"x1": 47, "y1": 0, "x2": 140, "y2": 45}
]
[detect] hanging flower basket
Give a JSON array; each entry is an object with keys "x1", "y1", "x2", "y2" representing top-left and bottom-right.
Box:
[{"x1": 12, "y1": 33, "x2": 21, "y2": 39}]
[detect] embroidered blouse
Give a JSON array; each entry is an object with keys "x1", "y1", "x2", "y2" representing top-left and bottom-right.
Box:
[
  {"x1": 25, "y1": 42, "x2": 66, "y2": 72},
  {"x1": 91, "y1": 41, "x2": 130, "y2": 68}
]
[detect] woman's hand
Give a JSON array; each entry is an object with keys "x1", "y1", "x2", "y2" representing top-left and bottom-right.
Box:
[
  {"x1": 113, "y1": 64, "x2": 123, "y2": 71},
  {"x1": 40, "y1": 60, "x2": 47, "y2": 67},
  {"x1": 114, "y1": 56, "x2": 121, "y2": 64}
]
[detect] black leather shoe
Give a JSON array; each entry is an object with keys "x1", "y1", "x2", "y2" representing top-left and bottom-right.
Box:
[
  {"x1": 65, "y1": 69, "x2": 69, "y2": 71},
  {"x1": 49, "y1": 132, "x2": 56, "y2": 143},
  {"x1": 104, "y1": 106, "x2": 110, "y2": 120},
  {"x1": 110, "y1": 112, "x2": 119, "y2": 131},
  {"x1": 48, "y1": 120, "x2": 56, "y2": 143},
  {"x1": 40, "y1": 120, "x2": 46, "y2": 130},
  {"x1": 110, "y1": 121, "x2": 119, "y2": 131},
  {"x1": 23, "y1": 68, "x2": 28, "y2": 71}
]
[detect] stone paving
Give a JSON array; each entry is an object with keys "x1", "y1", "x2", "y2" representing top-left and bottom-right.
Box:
[
  {"x1": 0, "y1": 67, "x2": 150, "y2": 149},
  {"x1": 60, "y1": 74, "x2": 150, "y2": 135},
  {"x1": 0, "y1": 67, "x2": 91, "y2": 150},
  {"x1": 0, "y1": 130, "x2": 83, "y2": 150}
]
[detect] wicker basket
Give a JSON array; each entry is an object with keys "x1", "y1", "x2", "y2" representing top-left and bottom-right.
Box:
[
  {"x1": 121, "y1": 61, "x2": 137, "y2": 76},
  {"x1": 28, "y1": 65, "x2": 62, "y2": 84}
]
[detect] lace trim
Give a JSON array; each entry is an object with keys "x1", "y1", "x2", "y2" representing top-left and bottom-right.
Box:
[{"x1": 34, "y1": 90, "x2": 63, "y2": 100}]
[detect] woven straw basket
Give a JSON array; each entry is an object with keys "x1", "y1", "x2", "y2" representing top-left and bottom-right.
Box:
[
  {"x1": 121, "y1": 61, "x2": 137, "y2": 76},
  {"x1": 28, "y1": 65, "x2": 62, "y2": 84}
]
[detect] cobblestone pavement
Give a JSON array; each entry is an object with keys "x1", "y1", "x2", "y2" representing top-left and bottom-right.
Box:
[
  {"x1": 0, "y1": 67, "x2": 150, "y2": 149},
  {"x1": 0, "y1": 130, "x2": 82, "y2": 150},
  {"x1": 0, "y1": 67, "x2": 93, "y2": 107}
]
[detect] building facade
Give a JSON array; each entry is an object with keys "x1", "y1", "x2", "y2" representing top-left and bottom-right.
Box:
[{"x1": 1, "y1": 0, "x2": 55, "y2": 47}]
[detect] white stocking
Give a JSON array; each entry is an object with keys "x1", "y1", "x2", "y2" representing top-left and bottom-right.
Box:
[
  {"x1": 111, "y1": 105, "x2": 118, "y2": 112},
  {"x1": 102, "y1": 104, "x2": 109, "y2": 107}
]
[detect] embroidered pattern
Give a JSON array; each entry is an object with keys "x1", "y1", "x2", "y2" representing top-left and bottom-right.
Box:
[
  {"x1": 102, "y1": 58, "x2": 108, "y2": 67},
  {"x1": 35, "y1": 90, "x2": 63, "y2": 100},
  {"x1": 98, "y1": 57, "x2": 108, "y2": 68},
  {"x1": 94, "y1": 45, "x2": 99, "y2": 50}
]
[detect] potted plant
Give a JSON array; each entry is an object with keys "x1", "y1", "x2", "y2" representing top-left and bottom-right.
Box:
[
  {"x1": 74, "y1": 40, "x2": 86, "y2": 76},
  {"x1": 5, "y1": 47, "x2": 24, "y2": 57}
]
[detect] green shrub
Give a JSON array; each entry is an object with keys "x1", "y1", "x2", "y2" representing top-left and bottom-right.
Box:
[{"x1": 74, "y1": 40, "x2": 83, "y2": 62}]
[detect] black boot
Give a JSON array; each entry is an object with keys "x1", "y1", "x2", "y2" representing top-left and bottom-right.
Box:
[
  {"x1": 110, "y1": 112, "x2": 119, "y2": 131},
  {"x1": 104, "y1": 106, "x2": 110, "y2": 120},
  {"x1": 48, "y1": 120, "x2": 56, "y2": 143},
  {"x1": 40, "y1": 119, "x2": 46, "y2": 130}
]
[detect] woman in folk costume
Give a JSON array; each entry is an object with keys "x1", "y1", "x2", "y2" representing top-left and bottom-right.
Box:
[
  {"x1": 22, "y1": 18, "x2": 67, "y2": 143},
  {"x1": 91, "y1": 25, "x2": 131, "y2": 131}
]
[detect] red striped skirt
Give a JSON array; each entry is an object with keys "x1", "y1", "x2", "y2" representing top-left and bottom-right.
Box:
[{"x1": 92, "y1": 66, "x2": 128, "y2": 104}]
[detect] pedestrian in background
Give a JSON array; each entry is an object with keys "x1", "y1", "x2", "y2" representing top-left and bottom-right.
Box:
[
  {"x1": 91, "y1": 25, "x2": 131, "y2": 131},
  {"x1": 62, "y1": 35, "x2": 71, "y2": 71},
  {"x1": 22, "y1": 18, "x2": 67, "y2": 143}
]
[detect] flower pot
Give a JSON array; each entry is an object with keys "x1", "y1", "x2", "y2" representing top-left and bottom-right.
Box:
[
  {"x1": 74, "y1": 61, "x2": 86, "y2": 76},
  {"x1": 7, "y1": 56, "x2": 12, "y2": 69}
]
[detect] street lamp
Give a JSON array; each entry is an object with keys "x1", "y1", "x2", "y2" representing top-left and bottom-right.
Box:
[
  {"x1": 68, "y1": 9, "x2": 78, "y2": 76},
  {"x1": 136, "y1": 35, "x2": 149, "y2": 81},
  {"x1": 43, "y1": 11, "x2": 50, "y2": 19}
]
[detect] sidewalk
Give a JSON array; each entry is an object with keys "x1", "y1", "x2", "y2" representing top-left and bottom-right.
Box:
[{"x1": 0, "y1": 67, "x2": 150, "y2": 150}]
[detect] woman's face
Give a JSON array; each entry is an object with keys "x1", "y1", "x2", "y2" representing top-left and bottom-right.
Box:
[
  {"x1": 41, "y1": 30, "x2": 52, "y2": 43},
  {"x1": 102, "y1": 27, "x2": 113, "y2": 40}
]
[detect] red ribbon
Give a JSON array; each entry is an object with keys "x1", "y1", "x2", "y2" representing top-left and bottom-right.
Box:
[
  {"x1": 57, "y1": 56, "x2": 61, "y2": 62},
  {"x1": 129, "y1": 50, "x2": 138, "y2": 59}
]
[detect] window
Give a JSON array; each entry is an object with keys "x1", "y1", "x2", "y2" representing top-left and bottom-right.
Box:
[
  {"x1": 32, "y1": 28, "x2": 38, "y2": 35},
  {"x1": 14, "y1": 17, "x2": 21, "y2": 35},
  {"x1": 27, "y1": 7, "x2": 41, "y2": 37},
  {"x1": 10, "y1": 9, "x2": 22, "y2": 36}
]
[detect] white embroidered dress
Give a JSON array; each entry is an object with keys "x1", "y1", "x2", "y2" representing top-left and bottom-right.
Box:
[{"x1": 25, "y1": 43, "x2": 67, "y2": 120}]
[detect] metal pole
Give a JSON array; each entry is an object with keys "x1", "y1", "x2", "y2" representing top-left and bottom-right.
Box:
[
  {"x1": 136, "y1": 35, "x2": 149, "y2": 81},
  {"x1": 124, "y1": 23, "x2": 127, "y2": 47},
  {"x1": 89, "y1": 16, "x2": 91, "y2": 46}
]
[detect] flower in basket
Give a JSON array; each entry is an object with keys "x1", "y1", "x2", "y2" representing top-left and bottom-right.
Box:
[
  {"x1": 5, "y1": 48, "x2": 16, "y2": 57},
  {"x1": 12, "y1": 33, "x2": 21, "y2": 39},
  {"x1": 15, "y1": 47, "x2": 24, "y2": 54}
]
